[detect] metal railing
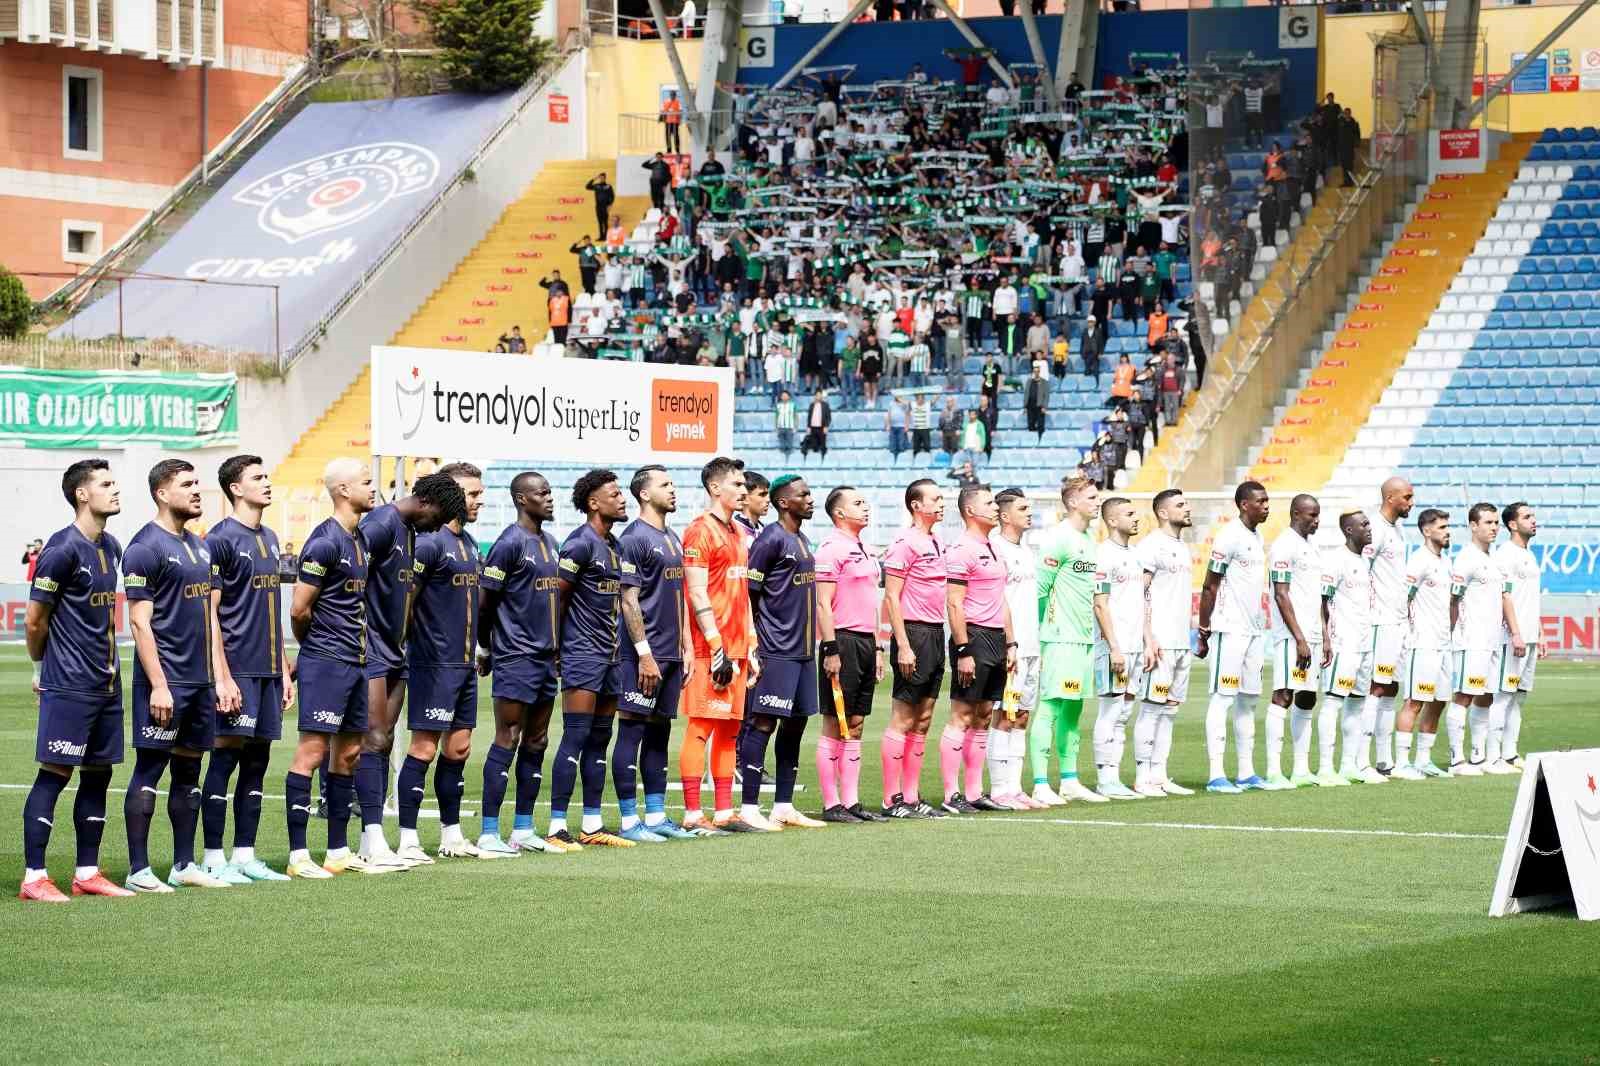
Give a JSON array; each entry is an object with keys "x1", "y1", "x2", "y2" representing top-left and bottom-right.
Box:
[{"x1": 618, "y1": 110, "x2": 735, "y2": 155}]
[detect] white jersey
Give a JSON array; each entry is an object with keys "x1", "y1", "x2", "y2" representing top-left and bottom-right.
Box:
[
  {"x1": 990, "y1": 530, "x2": 1039, "y2": 657},
  {"x1": 1492, "y1": 541, "x2": 1540, "y2": 644},
  {"x1": 1207, "y1": 520, "x2": 1266, "y2": 635},
  {"x1": 1138, "y1": 530, "x2": 1192, "y2": 649},
  {"x1": 1268, "y1": 527, "x2": 1324, "y2": 643},
  {"x1": 1365, "y1": 510, "x2": 1408, "y2": 625},
  {"x1": 1094, "y1": 538, "x2": 1145, "y2": 654},
  {"x1": 1324, "y1": 548, "x2": 1374, "y2": 652},
  {"x1": 1450, "y1": 542, "x2": 1504, "y2": 651},
  {"x1": 1405, "y1": 547, "x2": 1453, "y2": 651}
]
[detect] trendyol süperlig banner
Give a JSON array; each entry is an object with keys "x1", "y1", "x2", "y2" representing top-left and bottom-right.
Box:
[
  {"x1": 370, "y1": 347, "x2": 734, "y2": 466},
  {"x1": 56, "y1": 93, "x2": 518, "y2": 355}
]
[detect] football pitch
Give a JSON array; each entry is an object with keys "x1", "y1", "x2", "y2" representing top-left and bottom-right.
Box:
[{"x1": 0, "y1": 644, "x2": 1594, "y2": 1065}]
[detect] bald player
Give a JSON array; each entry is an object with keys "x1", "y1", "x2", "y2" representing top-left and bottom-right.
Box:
[
  {"x1": 881, "y1": 479, "x2": 949, "y2": 819},
  {"x1": 1364, "y1": 477, "x2": 1414, "y2": 775},
  {"x1": 1265, "y1": 494, "x2": 1328, "y2": 789}
]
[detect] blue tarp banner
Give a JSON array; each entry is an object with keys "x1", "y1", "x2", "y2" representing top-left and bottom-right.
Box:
[
  {"x1": 1533, "y1": 543, "x2": 1600, "y2": 595},
  {"x1": 58, "y1": 93, "x2": 517, "y2": 355}
]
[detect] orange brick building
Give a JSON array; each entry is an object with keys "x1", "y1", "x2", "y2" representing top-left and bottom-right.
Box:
[{"x1": 1, "y1": 0, "x2": 309, "y2": 300}]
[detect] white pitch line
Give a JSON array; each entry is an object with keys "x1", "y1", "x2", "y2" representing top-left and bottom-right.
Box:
[{"x1": 933, "y1": 814, "x2": 1503, "y2": 841}]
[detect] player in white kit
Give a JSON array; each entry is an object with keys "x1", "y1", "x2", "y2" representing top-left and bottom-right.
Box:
[
  {"x1": 1091, "y1": 497, "x2": 1146, "y2": 799},
  {"x1": 989, "y1": 489, "x2": 1047, "y2": 809},
  {"x1": 1265, "y1": 494, "x2": 1330, "y2": 789},
  {"x1": 1133, "y1": 489, "x2": 1195, "y2": 797},
  {"x1": 1321, "y1": 512, "x2": 1383, "y2": 784},
  {"x1": 1196, "y1": 482, "x2": 1270, "y2": 794},
  {"x1": 1394, "y1": 508, "x2": 1453, "y2": 779},
  {"x1": 1364, "y1": 477, "x2": 1414, "y2": 775},
  {"x1": 1447, "y1": 503, "x2": 1511, "y2": 777},
  {"x1": 1488, "y1": 502, "x2": 1539, "y2": 773}
]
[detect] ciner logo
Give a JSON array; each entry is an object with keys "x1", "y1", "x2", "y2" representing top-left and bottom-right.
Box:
[
  {"x1": 396, "y1": 365, "x2": 428, "y2": 440},
  {"x1": 650, "y1": 378, "x2": 718, "y2": 454}
]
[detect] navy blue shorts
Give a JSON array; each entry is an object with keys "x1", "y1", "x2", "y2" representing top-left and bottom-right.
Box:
[
  {"x1": 562, "y1": 655, "x2": 621, "y2": 698},
  {"x1": 617, "y1": 656, "x2": 684, "y2": 719},
  {"x1": 132, "y1": 678, "x2": 216, "y2": 751},
  {"x1": 493, "y1": 654, "x2": 559, "y2": 705},
  {"x1": 217, "y1": 676, "x2": 284, "y2": 741},
  {"x1": 37, "y1": 688, "x2": 124, "y2": 766},
  {"x1": 747, "y1": 657, "x2": 818, "y2": 719},
  {"x1": 296, "y1": 656, "x2": 368, "y2": 735},
  {"x1": 364, "y1": 661, "x2": 408, "y2": 685},
  {"x1": 407, "y1": 666, "x2": 478, "y2": 732}
]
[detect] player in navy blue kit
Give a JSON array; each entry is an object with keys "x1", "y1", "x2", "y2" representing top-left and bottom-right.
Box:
[
  {"x1": 122, "y1": 459, "x2": 231, "y2": 891},
  {"x1": 285, "y1": 458, "x2": 379, "y2": 879},
  {"x1": 741, "y1": 475, "x2": 826, "y2": 831},
  {"x1": 352, "y1": 472, "x2": 462, "y2": 867},
  {"x1": 395, "y1": 462, "x2": 489, "y2": 862},
  {"x1": 613, "y1": 466, "x2": 697, "y2": 843},
  {"x1": 198, "y1": 455, "x2": 296, "y2": 884},
  {"x1": 476, "y1": 472, "x2": 563, "y2": 854},
  {"x1": 19, "y1": 460, "x2": 134, "y2": 902},
  {"x1": 549, "y1": 468, "x2": 635, "y2": 850}
]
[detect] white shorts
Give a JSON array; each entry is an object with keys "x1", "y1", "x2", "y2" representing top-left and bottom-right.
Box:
[
  {"x1": 1209, "y1": 632, "x2": 1264, "y2": 697},
  {"x1": 1008, "y1": 655, "x2": 1041, "y2": 712},
  {"x1": 1498, "y1": 643, "x2": 1536, "y2": 694},
  {"x1": 1095, "y1": 649, "x2": 1145, "y2": 697},
  {"x1": 1452, "y1": 648, "x2": 1502, "y2": 697},
  {"x1": 1270, "y1": 635, "x2": 1322, "y2": 695},
  {"x1": 1399, "y1": 647, "x2": 1453, "y2": 704},
  {"x1": 1371, "y1": 622, "x2": 1407, "y2": 688},
  {"x1": 1322, "y1": 647, "x2": 1374, "y2": 699},
  {"x1": 1139, "y1": 647, "x2": 1191, "y2": 705}
]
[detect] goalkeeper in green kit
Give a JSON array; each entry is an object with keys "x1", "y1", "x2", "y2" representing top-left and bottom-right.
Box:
[{"x1": 1031, "y1": 476, "x2": 1110, "y2": 804}]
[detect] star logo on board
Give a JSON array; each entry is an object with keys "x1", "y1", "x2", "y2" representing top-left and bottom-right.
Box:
[{"x1": 395, "y1": 364, "x2": 427, "y2": 441}]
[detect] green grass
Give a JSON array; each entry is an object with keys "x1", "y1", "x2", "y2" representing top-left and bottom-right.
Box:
[{"x1": 1, "y1": 644, "x2": 1596, "y2": 1064}]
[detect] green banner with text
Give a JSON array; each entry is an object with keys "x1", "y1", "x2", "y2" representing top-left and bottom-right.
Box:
[{"x1": 0, "y1": 368, "x2": 238, "y2": 449}]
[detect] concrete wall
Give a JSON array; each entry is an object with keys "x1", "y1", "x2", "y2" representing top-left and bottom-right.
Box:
[{"x1": 587, "y1": 36, "x2": 704, "y2": 160}]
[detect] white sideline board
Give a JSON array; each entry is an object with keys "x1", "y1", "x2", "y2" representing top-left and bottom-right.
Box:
[{"x1": 1489, "y1": 749, "x2": 1600, "y2": 921}]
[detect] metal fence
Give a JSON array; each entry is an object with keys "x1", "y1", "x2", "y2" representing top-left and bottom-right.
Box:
[{"x1": 619, "y1": 109, "x2": 736, "y2": 154}]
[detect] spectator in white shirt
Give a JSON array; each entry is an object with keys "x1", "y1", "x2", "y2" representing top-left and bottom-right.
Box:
[{"x1": 992, "y1": 274, "x2": 1019, "y2": 319}]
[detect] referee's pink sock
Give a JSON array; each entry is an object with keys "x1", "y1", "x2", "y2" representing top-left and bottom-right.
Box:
[
  {"x1": 902, "y1": 731, "x2": 928, "y2": 804},
  {"x1": 939, "y1": 725, "x2": 967, "y2": 800},
  {"x1": 841, "y1": 739, "x2": 863, "y2": 808},
  {"x1": 880, "y1": 729, "x2": 906, "y2": 805},
  {"x1": 815, "y1": 735, "x2": 842, "y2": 809},
  {"x1": 963, "y1": 727, "x2": 989, "y2": 799}
]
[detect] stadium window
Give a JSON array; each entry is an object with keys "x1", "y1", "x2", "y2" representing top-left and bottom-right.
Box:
[
  {"x1": 62, "y1": 221, "x2": 103, "y2": 265},
  {"x1": 62, "y1": 66, "x2": 104, "y2": 162}
]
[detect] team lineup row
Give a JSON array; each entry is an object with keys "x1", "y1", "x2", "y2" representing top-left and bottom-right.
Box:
[{"x1": 16, "y1": 456, "x2": 1540, "y2": 901}]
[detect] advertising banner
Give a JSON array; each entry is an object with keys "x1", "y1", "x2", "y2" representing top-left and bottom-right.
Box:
[
  {"x1": 0, "y1": 368, "x2": 237, "y2": 449},
  {"x1": 370, "y1": 347, "x2": 734, "y2": 466}
]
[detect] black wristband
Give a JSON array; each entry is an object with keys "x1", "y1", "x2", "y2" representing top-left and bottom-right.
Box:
[
  {"x1": 819, "y1": 640, "x2": 839, "y2": 658},
  {"x1": 1005, "y1": 641, "x2": 1018, "y2": 649},
  {"x1": 953, "y1": 642, "x2": 972, "y2": 657}
]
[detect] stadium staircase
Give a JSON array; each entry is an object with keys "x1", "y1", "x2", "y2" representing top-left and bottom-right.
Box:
[
  {"x1": 270, "y1": 159, "x2": 647, "y2": 543},
  {"x1": 1325, "y1": 128, "x2": 1600, "y2": 539}
]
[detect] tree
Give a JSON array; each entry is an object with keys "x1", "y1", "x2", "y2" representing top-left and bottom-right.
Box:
[
  {"x1": 420, "y1": 0, "x2": 550, "y2": 93},
  {"x1": 0, "y1": 265, "x2": 30, "y2": 340}
]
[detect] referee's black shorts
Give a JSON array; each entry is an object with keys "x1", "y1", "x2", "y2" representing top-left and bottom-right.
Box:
[
  {"x1": 950, "y1": 623, "x2": 1007, "y2": 704},
  {"x1": 890, "y1": 620, "x2": 945, "y2": 704},
  {"x1": 820, "y1": 629, "x2": 878, "y2": 718}
]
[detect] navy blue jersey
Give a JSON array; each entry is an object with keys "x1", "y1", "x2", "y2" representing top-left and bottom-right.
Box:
[
  {"x1": 123, "y1": 522, "x2": 214, "y2": 686},
  {"x1": 747, "y1": 524, "x2": 816, "y2": 661},
  {"x1": 359, "y1": 503, "x2": 415, "y2": 669},
  {"x1": 409, "y1": 526, "x2": 481, "y2": 669},
  {"x1": 297, "y1": 517, "x2": 368, "y2": 665},
  {"x1": 558, "y1": 523, "x2": 622, "y2": 663},
  {"x1": 206, "y1": 517, "x2": 284, "y2": 678},
  {"x1": 618, "y1": 518, "x2": 685, "y2": 662},
  {"x1": 480, "y1": 523, "x2": 560, "y2": 658},
  {"x1": 30, "y1": 525, "x2": 122, "y2": 696}
]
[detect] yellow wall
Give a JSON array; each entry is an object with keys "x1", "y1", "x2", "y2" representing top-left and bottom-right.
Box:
[
  {"x1": 1321, "y1": 4, "x2": 1600, "y2": 134},
  {"x1": 586, "y1": 36, "x2": 705, "y2": 159}
]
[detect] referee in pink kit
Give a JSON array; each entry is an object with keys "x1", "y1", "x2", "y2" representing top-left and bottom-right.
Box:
[
  {"x1": 879, "y1": 479, "x2": 950, "y2": 819},
  {"x1": 814, "y1": 486, "x2": 889, "y2": 823}
]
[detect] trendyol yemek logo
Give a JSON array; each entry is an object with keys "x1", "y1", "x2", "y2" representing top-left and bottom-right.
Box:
[{"x1": 236, "y1": 142, "x2": 440, "y2": 245}]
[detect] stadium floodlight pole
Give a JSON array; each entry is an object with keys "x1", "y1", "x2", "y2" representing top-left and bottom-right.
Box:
[
  {"x1": 646, "y1": 0, "x2": 699, "y2": 142},
  {"x1": 1053, "y1": 0, "x2": 1092, "y2": 99},
  {"x1": 926, "y1": 0, "x2": 1015, "y2": 89},
  {"x1": 1016, "y1": 2, "x2": 1059, "y2": 109},
  {"x1": 1466, "y1": 0, "x2": 1596, "y2": 121},
  {"x1": 771, "y1": 0, "x2": 876, "y2": 91}
]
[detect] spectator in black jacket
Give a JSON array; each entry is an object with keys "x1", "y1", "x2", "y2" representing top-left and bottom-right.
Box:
[
  {"x1": 643, "y1": 153, "x2": 672, "y2": 210},
  {"x1": 584, "y1": 172, "x2": 615, "y2": 239},
  {"x1": 570, "y1": 235, "x2": 600, "y2": 295},
  {"x1": 1338, "y1": 108, "x2": 1361, "y2": 185},
  {"x1": 1080, "y1": 314, "x2": 1104, "y2": 386}
]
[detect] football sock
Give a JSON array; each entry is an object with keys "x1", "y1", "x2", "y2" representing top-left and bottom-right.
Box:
[
  {"x1": 1133, "y1": 703, "x2": 1160, "y2": 782},
  {"x1": 1231, "y1": 695, "x2": 1257, "y2": 781},
  {"x1": 879, "y1": 728, "x2": 906, "y2": 803},
  {"x1": 938, "y1": 724, "x2": 966, "y2": 800},
  {"x1": 283, "y1": 769, "x2": 312, "y2": 855},
  {"x1": 963, "y1": 727, "x2": 988, "y2": 798},
  {"x1": 1290, "y1": 704, "x2": 1313, "y2": 777},
  {"x1": 740, "y1": 723, "x2": 773, "y2": 806},
  {"x1": 1375, "y1": 695, "x2": 1398, "y2": 768},
  {"x1": 1154, "y1": 705, "x2": 1179, "y2": 782},
  {"x1": 1446, "y1": 705, "x2": 1466, "y2": 763},
  {"x1": 1394, "y1": 728, "x2": 1413, "y2": 769},
  {"x1": 551, "y1": 711, "x2": 591, "y2": 822},
  {"x1": 987, "y1": 726, "x2": 1010, "y2": 794},
  {"x1": 326, "y1": 770, "x2": 354, "y2": 853},
  {"x1": 816, "y1": 734, "x2": 842, "y2": 808},
  {"x1": 710, "y1": 717, "x2": 738, "y2": 817},
  {"x1": 680, "y1": 716, "x2": 709, "y2": 816},
  {"x1": 1108, "y1": 698, "x2": 1135, "y2": 778},
  {"x1": 1502, "y1": 692, "x2": 1524, "y2": 761},
  {"x1": 1358, "y1": 693, "x2": 1378, "y2": 770},
  {"x1": 902, "y1": 731, "x2": 928, "y2": 803},
  {"x1": 611, "y1": 717, "x2": 647, "y2": 828},
  {"x1": 22, "y1": 769, "x2": 68, "y2": 870},
  {"x1": 316, "y1": 753, "x2": 330, "y2": 801},
  {"x1": 640, "y1": 718, "x2": 671, "y2": 815},
  {"x1": 355, "y1": 750, "x2": 387, "y2": 829},
  {"x1": 514, "y1": 743, "x2": 544, "y2": 828},
  {"x1": 73, "y1": 766, "x2": 111, "y2": 870},
  {"x1": 1339, "y1": 698, "x2": 1363, "y2": 774},
  {"x1": 398, "y1": 754, "x2": 430, "y2": 831},
  {"x1": 1317, "y1": 698, "x2": 1338, "y2": 774},
  {"x1": 167, "y1": 754, "x2": 203, "y2": 869},
  {"x1": 434, "y1": 757, "x2": 465, "y2": 829},
  {"x1": 1028, "y1": 700, "x2": 1058, "y2": 785},
  {"x1": 234, "y1": 742, "x2": 269, "y2": 848},
  {"x1": 1091, "y1": 697, "x2": 1117, "y2": 771},
  {"x1": 774, "y1": 716, "x2": 806, "y2": 805},
  {"x1": 841, "y1": 738, "x2": 863, "y2": 808},
  {"x1": 1205, "y1": 692, "x2": 1231, "y2": 781},
  {"x1": 1468, "y1": 704, "x2": 1489, "y2": 763},
  {"x1": 480, "y1": 743, "x2": 515, "y2": 836},
  {"x1": 1264, "y1": 703, "x2": 1286, "y2": 780},
  {"x1": 1050, "y1": 698, "x2": 1083, "y2": 780},
  {"x1": 1417, "y1": 729, "x2": 1439, "y2": 765},
  {"x1": 580, "y1": 716, "x2": 614, "y2": 816},
  {"x1": 201, "y1": 746, "x2": 241, "y2": 852},
  {"x1": 1009, "y1": 727, "x2": 1029, "y2": 795},
  {"x1": 1487, "y1": 691, "x2": 1511, "y2": 761}
]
